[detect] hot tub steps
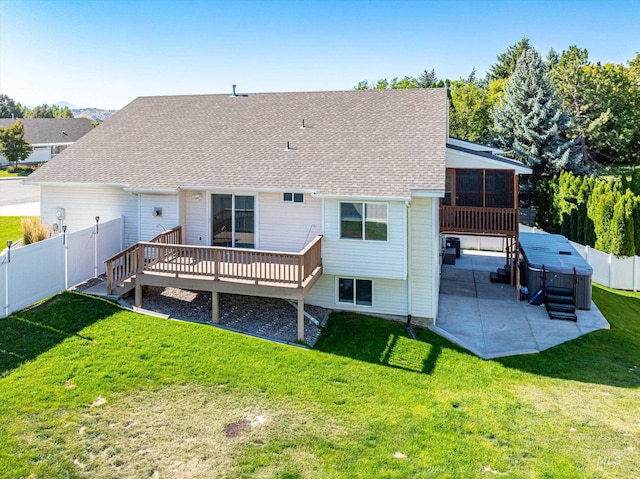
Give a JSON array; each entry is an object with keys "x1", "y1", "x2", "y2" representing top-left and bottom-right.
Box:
[
  {"x1": 546, "y1": 294, "x2": 574, "y2": 305},
  {"x1": 546, "y1": 286, "x2": 574, "y2": 297},
  {"x1": 547, "y1": 310, "x2": 578, "y2": 322},
  {"x1": 544, "y1": 285, "x2": 577, "y2": 321}
]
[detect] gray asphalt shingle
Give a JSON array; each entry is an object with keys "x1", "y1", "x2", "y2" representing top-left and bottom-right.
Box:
[{"x1": 28, "y1": 89, "x2": 447, "y2": 197}]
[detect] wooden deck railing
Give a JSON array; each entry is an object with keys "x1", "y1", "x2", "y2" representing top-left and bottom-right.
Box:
[
  {"x1": 440, "y1": 206, "x2": 519, "y2": 236},
  {"x1": 105, "y1": 228, "x2": 323, "y2": 294}
]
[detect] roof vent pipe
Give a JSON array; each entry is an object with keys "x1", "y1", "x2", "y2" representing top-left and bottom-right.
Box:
[
  {"x1": 285, "y1": 141, "x2": 291, "y2": 151},
  {"x1": 301, "y1": 119, "x2": 306, "y2": 129},
  {"x1": 232, "y1": 84, "x2": 237, "y2": 97}
]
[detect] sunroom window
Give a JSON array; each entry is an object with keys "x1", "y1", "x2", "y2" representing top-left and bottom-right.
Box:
[{"x1": 340, "y1": 202, "x2": 387, "y2": 241}]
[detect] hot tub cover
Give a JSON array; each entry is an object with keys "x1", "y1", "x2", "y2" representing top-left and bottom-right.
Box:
[{"x1": 519, "y1": 233, "x2": 593, "y2": 276}]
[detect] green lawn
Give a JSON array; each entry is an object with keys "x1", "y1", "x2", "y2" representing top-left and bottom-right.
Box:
[
  {"x1": 0, "y1": 165, "x2": 35, "y2": 177},
  {"x1": 0, "y1": 216, "x2": 26, "y2": 246},
  {"x1": 598, "y1": 163, "x2": 640, "y2": 182},
  {"x1": 0, "y1": 285, "x2": 638, "y2": 478}
]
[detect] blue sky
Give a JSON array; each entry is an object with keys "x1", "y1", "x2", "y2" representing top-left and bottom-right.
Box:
[{"x1": 1, "y1": 0, "x2": 638, "y2": 110}]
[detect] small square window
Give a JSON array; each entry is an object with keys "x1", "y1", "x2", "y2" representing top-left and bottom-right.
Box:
[
  {"x1": 338, "y1": 278, "x2": 372, "y2": 306},
  {"x1": 283, "y1": 192, "x2": 304, "y2": 203}
]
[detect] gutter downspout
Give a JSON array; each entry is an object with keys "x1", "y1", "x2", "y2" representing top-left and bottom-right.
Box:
[
  {"x1": 405, "y1": 200, "x2": 417, "y2": 340},
  {"x1": 137, "y1": 194, "x2": 141, "y2": 242},
  {"x1": 432, "y1": 198, "x2": 440, "y2": 325}
]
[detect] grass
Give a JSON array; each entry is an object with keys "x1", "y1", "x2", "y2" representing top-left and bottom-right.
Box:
[
  {"x1": 0, "y1": 164, "x2": 35, "y2": 177},
  {"x1": 598, "y1": 163, "x2": 640, "y2": 182},
  {"x1": 0, "y1": 285, "x2": 638, "y2": 478},
  {"x1": 0, "y1": 216, "x2": 29, "y2": 246}
]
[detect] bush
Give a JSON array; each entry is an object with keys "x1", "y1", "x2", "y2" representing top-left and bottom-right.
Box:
[
  {"x1": 541, "y1": 171, "x2": 639, "y2": 256},
  {"x1": 21, "y1": 217, "x2": 49, "y2": 245}
]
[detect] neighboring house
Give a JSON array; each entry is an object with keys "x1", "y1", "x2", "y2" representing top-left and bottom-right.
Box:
[
  {"x1": 26, "y1": 89, "x2": 531, "y2": 339},
  {"x1": 0, "y1": 118, "x2": 93, "y2": 166}
]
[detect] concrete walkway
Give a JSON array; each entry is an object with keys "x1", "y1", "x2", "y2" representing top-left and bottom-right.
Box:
[
  {"x1": 431, "y1": 249, "x2": 610, "y2": 359},
  {"x1": 0, "y1": 177, "x2": 40, "y2": 216}
]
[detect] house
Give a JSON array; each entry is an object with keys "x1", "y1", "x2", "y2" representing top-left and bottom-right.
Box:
[
  {"x1": 26, "y1": 89, "x2": 531, "y2": 339},
  {"x1": 0, "y1": 118, "x2": 93, "y2": 166}
]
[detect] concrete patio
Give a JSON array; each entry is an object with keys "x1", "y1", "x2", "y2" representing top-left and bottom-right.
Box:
[{"x1": 431, "y1": 249, "x2": 610, "y2": 359}]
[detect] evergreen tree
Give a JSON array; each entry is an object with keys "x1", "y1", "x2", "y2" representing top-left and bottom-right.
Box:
[
  {"x1": 487, "y1": 38, "x2": 531, "y2": 81},
  {"x1": 417, "y1": 69, "x2": 437, "y2": 88},
  {"x1": 489, "y1": 47, "x2": 582, "y2": 185}
]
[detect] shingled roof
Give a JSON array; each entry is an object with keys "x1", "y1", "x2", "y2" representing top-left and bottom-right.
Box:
[
  {"x1": 28, "y1": 89, "x2": 448, "y2": 198},
  {"x1": 0, "y1": 118, "x2": 93, "y2": 145}
]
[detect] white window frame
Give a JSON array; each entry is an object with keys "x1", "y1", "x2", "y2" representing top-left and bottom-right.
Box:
[
  {"x1": 339, "y1": 202, "x2": 389, "y2": 242},
  {"x1": 336, "y1": 277, "x2": 374, "y2": 307},
  {"x1": 283, "y1": 192, "x2": 304, "y2": 204}
]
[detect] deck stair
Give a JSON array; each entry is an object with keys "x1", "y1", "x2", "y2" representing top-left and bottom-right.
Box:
[
  {"x1": 489, "y1": 264, "x2": 511, "y2": 284},
  {"x1": 544, "y1": 270, "x2": 577, "y2": 322}
]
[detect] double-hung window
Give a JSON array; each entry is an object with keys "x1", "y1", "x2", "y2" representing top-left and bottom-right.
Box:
[{"x1": 340, "y1": 202, "x2": 387, "y2": 241}]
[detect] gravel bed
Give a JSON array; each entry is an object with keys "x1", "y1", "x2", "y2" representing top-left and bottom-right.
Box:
[{"x1": 124, "y1": 286, "x2": 329, "y2": 347}]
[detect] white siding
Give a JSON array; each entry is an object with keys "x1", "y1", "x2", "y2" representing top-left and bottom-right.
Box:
[
  {"x1": 0, "y1": 146, "x2": 51, "y2": 166},
  {"x1": 306, "y1": 274, "x2": 408, "y2": 316},
  {"x1": 409, "y1": 196, "x2": 437, "y2": 320},
  {"x1": 185, "y1": 191, "x2": 208, "y2": 245},
  {"x1": 321, "y1": 199, "x2": 406, "y2": 280},
  {"x1": 258, "y1": 192, "x2": 322, "y2": 251},
  {"x1": 445, "y1": 147, "x2": 528, "y2": 173},
  {"x1": 40, "y1": 185, "x2": 139, "y2": 246},
  {"x1": 139, "y1": 194, "x2": 179, "y2": 240}
]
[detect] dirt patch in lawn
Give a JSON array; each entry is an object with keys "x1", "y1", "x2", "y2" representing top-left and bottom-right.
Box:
[{"x1": 75, "y1": 384, "x2": 341, "y2": 479}]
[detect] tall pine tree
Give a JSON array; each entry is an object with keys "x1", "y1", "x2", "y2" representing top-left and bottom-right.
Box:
[{"x1": 489, "y1": 47, "x2": 582, "y2": 185}]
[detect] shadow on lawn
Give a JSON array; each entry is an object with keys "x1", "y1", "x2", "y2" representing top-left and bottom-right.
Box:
[
  {"x1": 496, "y1": 286, "x2": 640, "y2": 389},
  {"x1": 315, "y1": 286, "x2": 640, "y2": 388},
  {"x1": 314, "y1": 312, "x2": 455, "y2": 375},
  {"x1": 0, "y1": 292, "x2": 116, "y2": 377}
]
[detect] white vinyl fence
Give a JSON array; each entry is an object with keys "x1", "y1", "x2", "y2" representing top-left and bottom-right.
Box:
[
  {"x1": 521, "y1": 225, "x2": 640, "y2": 292},
  {"x1": 0, "y1": 217, "x2": 123, "y2": 319}
]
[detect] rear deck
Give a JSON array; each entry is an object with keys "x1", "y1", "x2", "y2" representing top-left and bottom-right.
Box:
[{"x1": 104, "y1": 227, "x2": 323, "y2": 341}]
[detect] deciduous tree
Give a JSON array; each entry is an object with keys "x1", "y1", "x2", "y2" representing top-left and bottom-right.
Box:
[{"x1": 0, "y1": 120, "x2": 33, "y2": 169}]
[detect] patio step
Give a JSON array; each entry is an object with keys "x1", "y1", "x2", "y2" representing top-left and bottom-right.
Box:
[
  {"x1": 489, "y1": 267, "x2": 510, "y2": 284},
  {"x1": 546, "y1": 294, "x2": 574, "y2": 305},
  {"x1": 546, "y1": 286, "x2": 573, "y2": 297},
  {"x1": 546, "y1": 302, "x2": 576, "y2": 314},
  {"x1": 547, "y1": 310, "x2": 578, "y2": 322}
]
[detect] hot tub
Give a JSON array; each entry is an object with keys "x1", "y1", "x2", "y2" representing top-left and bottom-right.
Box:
[{"x1": 519, "y1": 233, "x2": 593, "y2": 310}]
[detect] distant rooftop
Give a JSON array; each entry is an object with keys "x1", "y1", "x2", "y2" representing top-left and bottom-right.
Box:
[{"x1": 0, "y1": 118, "x2": 93, "y2": 145}]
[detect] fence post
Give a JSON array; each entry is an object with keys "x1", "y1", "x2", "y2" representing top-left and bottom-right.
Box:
[
  {"x1": 63, "y1": 227, "x2": 68, "y2": 290},
  {"x1": 608, "y1": 253, "x2": 613, "y2": 288},
  {"x1": 2, "y1": 251, "x2": 8, "y2": 319},
  {"x1": 94, "y1": 219, "x2": 99, "y2": 278}
]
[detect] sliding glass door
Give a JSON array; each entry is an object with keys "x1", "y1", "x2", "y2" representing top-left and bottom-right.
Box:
[{"x1": 211, "y1": 194, "x2": 255, "y2": 248}]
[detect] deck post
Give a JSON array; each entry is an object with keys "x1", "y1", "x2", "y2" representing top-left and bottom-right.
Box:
[
  {"x1": 212, "y1": 290, "x2": 219, "y2": 323},
  {"x1": 297, "y1": 298, "x2": 304, "y2": 342},
  {"x1": 135, "y1": 281, "x2": 142, "y2": 308}
]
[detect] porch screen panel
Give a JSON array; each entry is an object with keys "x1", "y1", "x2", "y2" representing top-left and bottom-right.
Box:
[
  {"x1": 455, "y1": 169, "x2": 483, "y2": 207},
  {"x1": 443, "y1": 169, "x2": 454, "y2": 206},
  {"x1": 485, "y1": 170, "x2": 514, "y2": 208}
]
